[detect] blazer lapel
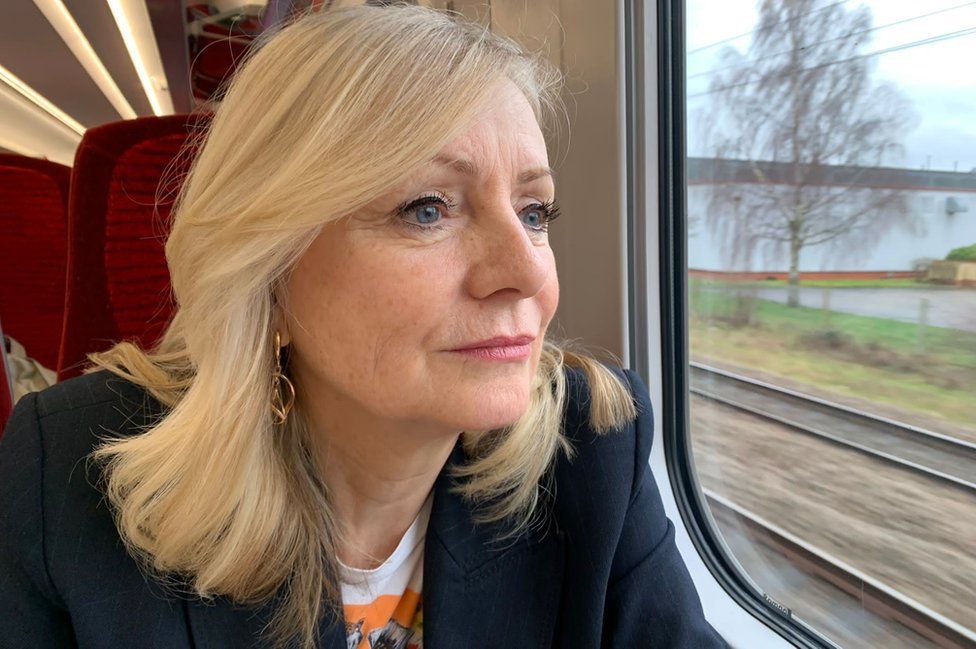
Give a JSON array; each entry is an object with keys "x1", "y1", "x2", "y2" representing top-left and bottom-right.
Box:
[
  {"x1": 185, "y1": 595, "x2": 271, "y2": 649},
  {"x1": 184, "y1": 590, "x2": 347, "y2": 649},
  {"x1": 423, "y1": 442, "x2": 567, "y2": 649},
  {"x1": 184, "y1": 441, "x2": 566, "y2": 649}
]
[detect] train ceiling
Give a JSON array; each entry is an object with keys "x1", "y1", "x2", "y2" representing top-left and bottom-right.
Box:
[{"x1": 0, "y1": 0, "x2": 409, "y2": 165}]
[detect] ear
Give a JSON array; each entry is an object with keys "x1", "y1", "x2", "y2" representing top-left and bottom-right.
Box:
[
  {"x1": 273, "y1": 313, "x2": 291, "y2": 347},
  {"x1": 271, "y1": 287, "x2": 292, "y2": 347}
]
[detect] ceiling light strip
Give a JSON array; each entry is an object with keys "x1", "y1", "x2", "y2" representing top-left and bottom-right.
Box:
[
  {"x1": 32, "y1": 0, "x2": 137, "y2": 120},
  {"x1": 107, "y1": 0, "x2": 175, "y2": 116},
  {"x1": 0, "y1": 63, "x2": 85, "y2": 136}
]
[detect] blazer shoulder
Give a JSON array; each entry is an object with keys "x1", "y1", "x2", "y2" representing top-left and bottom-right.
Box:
[
  {"x1": 32, "y1": 369, "x2": 157, "y2": 422},
  {"x1": 562, "y1": 363, "x2": 652, "y2": 442},
  {"x1": 1, "y1": 370, "x2": 162, "y2": 478},
  {"x1": 559, "y1": 364, "x2": 654, "y2": 505},
  {"x1": 0, "y1": 373, "x2": 183, "y2": 647}
]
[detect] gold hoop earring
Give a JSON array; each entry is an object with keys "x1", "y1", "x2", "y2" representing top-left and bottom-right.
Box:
[{"x1": 271, "y1": 330, "x2": 295, "y2": 425}]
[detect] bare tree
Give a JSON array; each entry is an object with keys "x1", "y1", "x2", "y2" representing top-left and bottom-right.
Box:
[{"x1": 702, "y1": 0, "x2": 918, "y2": 306}]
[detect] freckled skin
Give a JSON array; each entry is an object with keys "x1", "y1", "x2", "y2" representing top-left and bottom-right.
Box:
[{"x1": 281, "y1": 81, "x2": 559, "y2": 448}]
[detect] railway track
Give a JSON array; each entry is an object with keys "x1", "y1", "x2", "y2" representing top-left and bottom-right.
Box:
[
  {"x1": 689, "y1": 362, "x2": 976, "y2": 493},
  {"x1": 704, "y1": 490, "x2": 976, "y2": 649}
]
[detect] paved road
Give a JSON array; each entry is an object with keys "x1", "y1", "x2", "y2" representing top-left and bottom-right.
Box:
[{"x1": 746, "y1": 287, "x2": 976, "y2": 332}]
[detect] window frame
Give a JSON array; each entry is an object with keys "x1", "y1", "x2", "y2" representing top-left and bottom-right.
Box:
[{"x1": 623, "y1": 0, "x2": 844, "y2": 646}]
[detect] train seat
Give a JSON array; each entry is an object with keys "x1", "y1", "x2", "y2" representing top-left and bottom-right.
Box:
[
  {"x1": 57, "y1": 115, "x2": 203, "y2": 381},
  {"x1": 0, "y1": 154, "x2": 70, "y2": 372}
]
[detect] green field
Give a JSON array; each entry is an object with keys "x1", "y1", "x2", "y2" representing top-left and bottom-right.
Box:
[
  {"x1": 689, "y1": 286, "x2": 976, "y2": 429},
  {"x1": 689, "y1": 277, "x2": 938, "y2": 289}
]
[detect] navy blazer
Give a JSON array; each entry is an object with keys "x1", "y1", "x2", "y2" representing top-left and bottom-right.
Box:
[{"x1": 0, "y1": 365, "x2": 726, "y2": 648}]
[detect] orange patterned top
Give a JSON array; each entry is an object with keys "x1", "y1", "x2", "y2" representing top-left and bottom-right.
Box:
[{"x1": 339, "y1": 493, "x2": 432, "y2": 649}]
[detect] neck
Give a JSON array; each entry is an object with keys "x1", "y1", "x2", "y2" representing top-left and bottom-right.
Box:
[{"x1": 299, "y1": 383, "x2": 461, "y2": 570}]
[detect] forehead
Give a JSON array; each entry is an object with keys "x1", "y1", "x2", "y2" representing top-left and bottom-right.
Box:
[{"x1": 435, "y1": 81, "x2": 549, "y2": 170}]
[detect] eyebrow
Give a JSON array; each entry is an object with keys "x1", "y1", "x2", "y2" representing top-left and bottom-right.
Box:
[{"x1": 432, "y1": 154, "x2": 554, "y2": 185}]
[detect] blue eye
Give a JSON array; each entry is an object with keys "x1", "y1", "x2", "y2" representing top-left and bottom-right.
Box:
[
  {"x1": 522, "y1": 207, "x2": 545, "y2": 229},
  {"x1": 395, "y1": 193, "x2": 456, "y2": 231},
  {"x1": 521, "y1": 201, "x2": 561, "y2": 232},
  {"x1": 395, "y1": 195, "x2": 561, "y2": 234},
  {"x1": 414, "y1": 204, "x2": 441, "y2": 224}
]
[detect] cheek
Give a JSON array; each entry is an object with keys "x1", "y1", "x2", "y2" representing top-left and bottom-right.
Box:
[
  {"x1": 348, "y1": 249, "x2": 457, "y2": 337},
  {"x1": 289, "y1": 242, "x2": 458, "y2": 374}
]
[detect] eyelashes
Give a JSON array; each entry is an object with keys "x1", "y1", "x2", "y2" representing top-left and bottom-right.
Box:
[
  {"x1": 394, "y1": 192, "x2": 561, "y2": 234},
  {"x1": 393, "y1": 192, "x2": 458, "y2": 231},
  {"x1": 534, "y1": 200, "x2": 561, "y2": 229}
]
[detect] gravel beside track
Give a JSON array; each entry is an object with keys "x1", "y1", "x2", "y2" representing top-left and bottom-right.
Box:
[{"x1": 690, "y1": 400, "x2": 976, "y2": 634}]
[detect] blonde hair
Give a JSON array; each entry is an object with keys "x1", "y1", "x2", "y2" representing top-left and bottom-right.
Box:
[{"x1": 88, "y1": 5, "x2": 636, "y2": 648}]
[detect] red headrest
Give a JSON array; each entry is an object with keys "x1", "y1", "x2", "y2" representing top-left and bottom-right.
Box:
[{"x1": 58, "y1": 114, "x2": 207, "y2": 380}]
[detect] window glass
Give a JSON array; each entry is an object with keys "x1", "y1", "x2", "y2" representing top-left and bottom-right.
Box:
[{"x1": 685, "y1": 1, "x2": 976, "y2": 646}]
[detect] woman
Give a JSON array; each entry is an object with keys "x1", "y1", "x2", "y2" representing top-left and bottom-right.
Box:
[{"x1": 0, "y1": 5, "x2": 725, "y2": 649}]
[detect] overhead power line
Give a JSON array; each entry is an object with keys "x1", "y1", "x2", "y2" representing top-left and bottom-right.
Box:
[
  {"x1": 687, "y1": 0, "x2": 850, "y2": 55},
  {"x1": 687, "y1": 1, "x2": 976, "y2": 81},
  {"x1": 688, "y1": 25, "x2": 976, "y2": 99}
]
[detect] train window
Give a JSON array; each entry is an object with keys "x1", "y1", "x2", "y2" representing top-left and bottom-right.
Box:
[{"x1": 673, "y1": 0, "x2": 976, "y2": 647}]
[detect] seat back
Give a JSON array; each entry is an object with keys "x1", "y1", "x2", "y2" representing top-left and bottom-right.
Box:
[
  {"x1": 0, "y1": 154, "x2": 70, "y2": 371},
  {"x1": 58, "y1": 115, "x2": 203, "y2": 381}
]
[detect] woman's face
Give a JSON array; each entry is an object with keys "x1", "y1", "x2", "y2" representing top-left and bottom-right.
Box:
[{"x1": 282, "y1": 81, "x2": 559, "y2": 435}]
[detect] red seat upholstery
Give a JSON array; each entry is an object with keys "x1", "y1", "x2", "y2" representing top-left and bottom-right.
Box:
[
  {"x1": 58, "y1": 115, "x2": 203, "y2": 381},
  {"x1": 0, "y1": 154, "x2": 70, "y2": 371}
]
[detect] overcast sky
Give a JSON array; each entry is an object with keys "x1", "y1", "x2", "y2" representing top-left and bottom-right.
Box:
[{"x1": 685, "y1": 0, "x2": 976, "y2": 172}]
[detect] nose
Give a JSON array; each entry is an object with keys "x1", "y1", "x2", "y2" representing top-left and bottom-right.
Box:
[{"x1": 464, "y1": 200, "x2": 551, "y2": 301}]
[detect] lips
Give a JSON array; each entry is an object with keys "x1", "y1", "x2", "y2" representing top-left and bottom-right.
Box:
[{"x1": 450, "y1": 334, "x2": 536, "y2": 351}]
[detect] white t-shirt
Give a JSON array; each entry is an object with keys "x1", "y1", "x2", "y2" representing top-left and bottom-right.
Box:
[{"x1": 339, "y1": 492, "x2": 432, "y2": 649}]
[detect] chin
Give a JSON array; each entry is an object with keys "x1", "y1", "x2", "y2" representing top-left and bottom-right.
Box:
[{"x1": 448, "y1": 382, "x2": 533, "y2": 432}]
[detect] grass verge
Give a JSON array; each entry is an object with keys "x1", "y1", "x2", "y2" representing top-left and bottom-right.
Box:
[
  {"x1": 689, "y1": 290, "x2": 976, "y2": 429},
  {"x1": 689, "y1": 277, "x2": 945, "y2": 289}
]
